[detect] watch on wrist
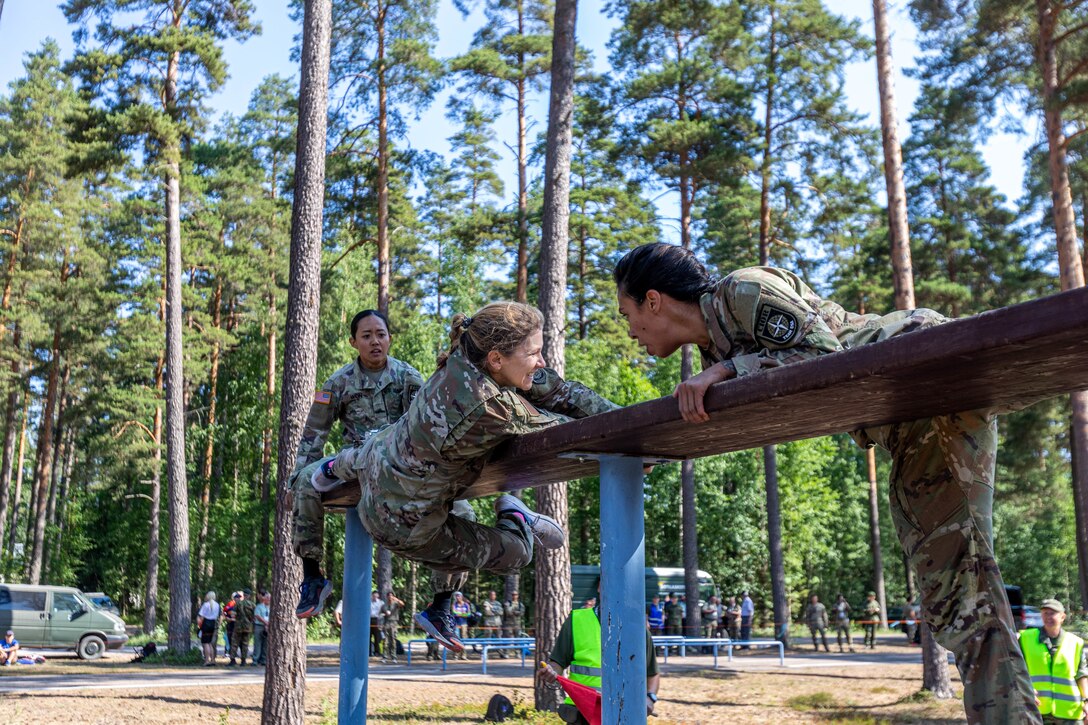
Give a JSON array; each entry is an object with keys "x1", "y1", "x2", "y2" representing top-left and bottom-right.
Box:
[{"x1": 647, "y1": 693, "x2": 658, "y2": 703}]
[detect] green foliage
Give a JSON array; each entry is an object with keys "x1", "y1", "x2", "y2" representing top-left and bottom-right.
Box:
[{"x1": 139, "y1": 646, "x2": 205, "y2": 667}]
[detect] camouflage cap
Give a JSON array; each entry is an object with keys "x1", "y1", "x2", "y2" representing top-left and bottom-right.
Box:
[
  {"x1": 867, "y1": 591, "x2": 876, "y2": 597},
  {"x1": 1041, "y1": 598, "x2": 1065, "y2": 613}
]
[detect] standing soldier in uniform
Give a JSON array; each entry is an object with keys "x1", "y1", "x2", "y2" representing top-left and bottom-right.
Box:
[
  {"x1": 380, "y1": 590, "x2": 405, "y2": 664},
  {"x1": 832, "y1": 593, "x2": 855, "y2": 653},
  {"x1": 725, "y1": 596, "x2": 741, "y2": 640},
  {"x1": 613, "y1": 242, "x2": 1039, "y2": 723},
  {"x1": 230, "y1": 589, "x2": 256, "y2": 666},
  {"x1": 292, "y1": 310, "x2": 425, "y2": 618},
  {"x1": 482, "y1": 590, "x2": 506, "y2": 655},
  {"x1": 503, "y1": 591, "x2": 525, "y2": 638},
  {"x1": 304, "y1": 302, "x2": 617, "y2": 653},
  {"x1": 806, "y1": 594, "x2": 831, "y2": 652},
  {"x1": 862, "y1": 591, "x2": 881, "y2": 650}
]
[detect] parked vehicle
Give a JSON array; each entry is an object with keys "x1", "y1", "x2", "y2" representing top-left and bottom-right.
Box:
[
  {"x1": 571, "y1": 565, "x2": 719, "y2": 609},
  {"x1": 1020, "y1": 605, "x2": 1043, "y2": 630},
  {"x1": 0, "y1": 584, "x2": 129, "y2": 659},
  {"x1": 84, "y1": 592, "x2": 120, "y2": 616}
]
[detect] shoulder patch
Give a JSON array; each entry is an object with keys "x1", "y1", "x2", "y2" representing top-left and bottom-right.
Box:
[
  {"x1": 314, "y1": 390, "x2": 332, "y2": 405},
  {"x1": 532, "y1": 368, "x2": 548, "y2": 385},
  {"x1": 756, "y1": 304, "x2": 799, "y2": 345}
]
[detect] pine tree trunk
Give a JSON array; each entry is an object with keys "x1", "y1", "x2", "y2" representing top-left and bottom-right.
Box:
[
  {"x1": 52, "y1": 426, "x2": 75, "y2": 573},
  {"x1": 164, "y1": 38, "x2": 193, "y2": 652},
  {"x1": 28, "y1": 325, "x2": 61, "y2": 585},
  {"x1": 145, "y1": 403, "x2": 163, "y2": 634},
  {"x1": 197, "y1": 275, "x2": 223, "y2": 583},
  {"x1": 534, "y1": 0, "x2": 576, "y2": 707},
  {"x1": 376, "y1": 0, "x2": 391, "y2": 315},
  {"x1": 0, "y1": 384, "x2": 20, "y2": 552},
  {"x1": 873, "y1": 0, "x2": 914, "y2": 311},
  {"x1": 259, "y1": 290, "x2": 276, "y2": 582},
  {"x1": 866, "y1": 448, "x2": 888, "y2": 627},
  {"x1": 514, "y1": 0, "x2": 529, "y2": 304},
  {"x1": 262, "y1": 1, "x2": 331, "y2": 719},
  {"x1": 7, "y1": 392, "x2": 27, "y2": 556},
  {"x1": 920, "y1": 620, "x2": 954, "y2": 698},
  {"x1": 1036, "y1": 0, "x2": 1088, "y2": 606}
]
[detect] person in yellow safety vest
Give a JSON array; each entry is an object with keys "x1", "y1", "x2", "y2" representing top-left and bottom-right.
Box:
[
  {"x1": 539, "y1": 591, "x2": 661, "y2": 724},
  {"x1": 1018, "y1": 599, "x2": 1088, "y2": 723}
]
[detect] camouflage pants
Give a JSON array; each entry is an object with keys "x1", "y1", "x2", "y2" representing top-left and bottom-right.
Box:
[
  {"x1": 231, "y1": 628, "x2": 251, "y2": 663},
  {"x1": 861, "y1": 410, "x2": 1039, "y2": 724},
  {"x1": 809, "y1": 625, "x2": 828, "y2": 650},
  {"x1": 835, "y1": 621, "x2": 852, "y2": 648},
  {"x1": 291, "y1": 461, "x2": 325, "y2": 561}
]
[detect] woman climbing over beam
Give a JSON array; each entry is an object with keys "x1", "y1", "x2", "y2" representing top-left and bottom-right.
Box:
[
  {"x1": 304, "y1": 301, "x2": 617, "y2": 652},
  {"x1": 612, "y1": 242, "x2": 1039, "y2": 725}
]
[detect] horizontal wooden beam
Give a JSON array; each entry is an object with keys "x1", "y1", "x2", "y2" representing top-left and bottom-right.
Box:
[{"x1": 323, "y1": 286, "x2": 1088, "y2": 509}]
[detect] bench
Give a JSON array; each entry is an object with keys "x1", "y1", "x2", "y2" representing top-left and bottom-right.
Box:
[{"x1": 404, "y1": 637, "x2": 535, "y2": 674}]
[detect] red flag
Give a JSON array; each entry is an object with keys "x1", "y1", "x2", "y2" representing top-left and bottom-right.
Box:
[{"x1": 557, "y1": 675, "x2": 602, "y2": 725}]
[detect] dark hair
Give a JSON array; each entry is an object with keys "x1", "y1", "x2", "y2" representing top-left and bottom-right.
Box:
[
  {"x1": 613, "y1": 243, "x2": 716, "y2": 304},
  {"x1": 436, "y1": 302, "x2": 544, "y2": 370},
  {"x1": 350, "y1": 309, "x2": 389, "y2": 338}
]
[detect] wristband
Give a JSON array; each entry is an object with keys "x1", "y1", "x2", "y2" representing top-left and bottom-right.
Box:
[{"x1": 647, "y1": 693, "x2": 658, "y2": 703}]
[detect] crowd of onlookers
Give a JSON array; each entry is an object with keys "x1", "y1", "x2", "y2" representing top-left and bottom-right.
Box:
[
  {"x1": 648, "y1": 592, "x2": 757, "y2": 643},
  {"x1": 195, "y1": 589, "x2": 271, "y2": 666}
]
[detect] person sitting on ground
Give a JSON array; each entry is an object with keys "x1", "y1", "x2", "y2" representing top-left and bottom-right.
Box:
[
  {"x1": 540, "y1": 583, "x2": 662, "y2": 723},
  {"x1": 1, "y1": 630, "x2": 19, "y2": 665},
  {"x1": 292, "y1": 309, "x2": 425, "y2": 619},
  {"x1": 613, "y1": 242, "x2": 1038, "y2": 721},
  {"x1": 303, "y1": 302, "x2": 617, "y2": 653},
  {"x1": 196, "y1": 591, "x2": 221, "y2": 666}
]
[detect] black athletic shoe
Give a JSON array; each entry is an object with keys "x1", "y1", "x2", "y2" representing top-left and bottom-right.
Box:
[
  {"x1": 414, "y1": 606, "x2": 464, "y2": 652},
  {"x1": 296, "y1": 576, "x2": 333, "y2": 619}
]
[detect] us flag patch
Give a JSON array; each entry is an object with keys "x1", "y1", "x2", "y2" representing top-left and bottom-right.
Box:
[{"x1": 314, "y1": 391, "x2": 332, "y2": 405}]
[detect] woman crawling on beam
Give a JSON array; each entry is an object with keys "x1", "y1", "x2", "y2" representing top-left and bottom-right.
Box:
[
  {"x1": 613, "y1": 242, "x2": 1038, "y2": 725},
  {"x1": 301, "y1": 302, "x2": 617, "y2": 652}
]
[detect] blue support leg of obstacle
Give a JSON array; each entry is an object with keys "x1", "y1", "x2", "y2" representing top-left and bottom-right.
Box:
[
  {"x1": 599, "y1": 454, "x2": 648, "y2": 725},
  {"x1": 340, "y1": 512, "x2": 373, "y2": 724}
]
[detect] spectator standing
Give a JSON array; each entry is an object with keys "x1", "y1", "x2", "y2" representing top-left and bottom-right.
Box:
[
  {"x1": 481, "y1": 590, "x2": 506, "y2": 657},
  {"x1": 370, "y1": 591, "x2": 384, "y2": 657},
  {"x1": 832, "y1": 593, "x2": 855, "y2": 653},
  {"x1": 1017, "y1": 599, "x2": 1088, "y2": 722},
  {"x1": 334, "y1": 599, "x2": 343, "y2": 629},
  {"x1": 381, "y1": 591, "x2": 405, "y2": 664},
  {"x1": 665, "y1": 594, "x2": 683, "y2": 637},
  {"x1": 740, "y1": 592, "x2": 755, "y2": 646},
  {"x1": 583, "y1": 597, "x2": 597, "y2": 609},
  {"x1": 902, "y1": 596, "x2": 918, "y2": 644},
  {"x1": 252, "y1": 591, "x2": 270, "y2": 666},
  {"x1": 725, "y1": 596, "x2": 741, "y2": 640},
  {"x1": 805, "y1": 594, "x2": 830, "y2": 652},
  {"x1": 1, "y1": 630, "x2": 19, "y2": 665},
  {"x1": 502, "y1": 591, "x2": 525, "y2": 638},
  {"x1": 230, "y1": 589, "x2": 255, "y2": 666},
  {"x1": 223, "y1": 593, "x2": 238, "y2": 660},
  {"x1": 862, "y1": 591, "x2": 880, "y2": 650},
  {"x1": 451, "y1": 591, "x2": 473, "y2": 660},
  {"x1": 196, "y1": 591, "x2": 221, "y2": 665},
  {"x1": 702, "y1": 596, "x2": 721, "y2": 638},
  {"x1": 647, "y1": 596, "x2": 665, "y2": 635}
]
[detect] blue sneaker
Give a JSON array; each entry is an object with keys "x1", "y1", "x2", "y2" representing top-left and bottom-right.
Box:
[
  {"x1": 296, "y1": 576, "x2": 333, "y2": 619},
  {"x1": 414, "y1": 606, "x2": 464, "y2": 652}
]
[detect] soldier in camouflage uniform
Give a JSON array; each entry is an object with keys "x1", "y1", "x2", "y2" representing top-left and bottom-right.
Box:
[
  {"x1": 308, "y1": 302, "x2": 617, "y2": 652},
  {"x1": 502, "y1": 591, "x2": 525, "y2": 638},
  {"x1": 230, "y1": 589, "x2": 256, "y2": 666},
  {"x1": 292, "y1": 310, "x2": 424, "y2": 618},
  {"x1": 614, "y1": 243, "x2": 1039, "y2": 725}
]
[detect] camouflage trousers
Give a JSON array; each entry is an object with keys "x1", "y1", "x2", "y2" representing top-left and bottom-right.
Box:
[
  {"x1": 291, "y1": 462, "x2": 325, "y2": 561},
  {"x1": 292, "y1": 460, "x2": 530, "y2": 598},
  {"x1": 835, "y1": 621, "x2": 852, "y2": 649},
  {"x1": 860, "y1": 410, "x2": 1039, "y2": 724}
]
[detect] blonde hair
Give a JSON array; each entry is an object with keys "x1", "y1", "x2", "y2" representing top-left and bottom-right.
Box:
[{"x1": 437, "y1": 302, "x2": 544, "y2": 370}]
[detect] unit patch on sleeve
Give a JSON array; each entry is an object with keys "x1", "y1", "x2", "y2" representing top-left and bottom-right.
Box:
[
  {"x1": 314, "y1": 390, "x2": 332, "y2": 405},
  {"x1": 532, "y1": 368, "x2": 547, "y2": 385},
  {"x1": 756, "y1": 304, "x2": 799, "y2": 345}
]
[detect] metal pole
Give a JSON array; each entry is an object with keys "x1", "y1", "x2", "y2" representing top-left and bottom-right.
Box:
[
  {"x1": 599, "y1": 454, "x2": 647, "y2": 725},
  {"x1": 340, "y1": 512, "x2": 373, "y2": 723}
]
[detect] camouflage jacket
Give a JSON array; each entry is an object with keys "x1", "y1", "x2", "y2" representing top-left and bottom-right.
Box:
[
  {"x1": 805, "y1": 602, "x2": 829, "y2": 629},
  {"x1": 482, "y1": 599, "x2": 504, "y2": 625},
  {"x1": 293, "y1": 356, "x2": 425, "y2": 476},
  {"x1": 234, "y1": 598, "x2": 256, "y2": 631},
  {"x1": 502, "y1": 600, "x2": 525, "y2": 626},
  {"x1": 331, "y1": 347, "x2": 617, "y2": 548}
]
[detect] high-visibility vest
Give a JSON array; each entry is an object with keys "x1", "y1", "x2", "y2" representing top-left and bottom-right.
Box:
[
  {"x1": 1019, "y1": 628, "x2": 1085, "y2": 720},
  {"x1": 566, "y1": 609, "x2": 602, "y2": 706}
]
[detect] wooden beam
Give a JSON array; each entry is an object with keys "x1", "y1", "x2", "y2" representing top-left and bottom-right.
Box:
[{"x1": 323, "y1": 286, "x2": 1088, "y2": 508}]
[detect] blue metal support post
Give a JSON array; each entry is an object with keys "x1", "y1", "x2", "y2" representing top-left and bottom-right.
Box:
[
  {"x1": 340, "y1": 511, "x2": 373, "y2": 723},
  {"x1": 599, "y1": 454, "x2": 648, "y2": 725}
]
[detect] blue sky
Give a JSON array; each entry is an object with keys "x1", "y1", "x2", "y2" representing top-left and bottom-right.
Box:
[{"x1": 1, "y1": 0, "x2": 1032, "y2": 229}]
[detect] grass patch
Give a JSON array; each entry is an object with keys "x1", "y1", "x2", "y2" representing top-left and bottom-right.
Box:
[
  {"x1": 869, "y1": 686, "x2": 895, "y2": 694},
  {"x1": 788, "y1": 691, "x2": 841, "y2": 710},
  {"x1": 897, "y1": 689, "x2": 936, "y2": 704}
]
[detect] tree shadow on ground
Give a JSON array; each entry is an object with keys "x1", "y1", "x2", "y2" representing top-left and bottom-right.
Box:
[{"x1": 7, "y1": 691, "x2": 264, "y2": 714}]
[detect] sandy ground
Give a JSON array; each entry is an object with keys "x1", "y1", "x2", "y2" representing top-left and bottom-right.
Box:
[{"x1": 0, "y1": 641, "x2": 971, "y2": 724}]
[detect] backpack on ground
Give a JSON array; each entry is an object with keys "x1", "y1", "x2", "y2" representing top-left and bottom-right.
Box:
[
  {"x1": 484, "y1": 694, "x2": 514, "y2": 722},
  {"x1": 132, "y1": 641, "x2": 158, "y2": 663}
]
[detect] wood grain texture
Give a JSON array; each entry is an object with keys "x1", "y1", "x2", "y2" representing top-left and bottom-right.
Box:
[{"x1": 324, "y1": 286, "x2": 1088, "y2": 508}]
